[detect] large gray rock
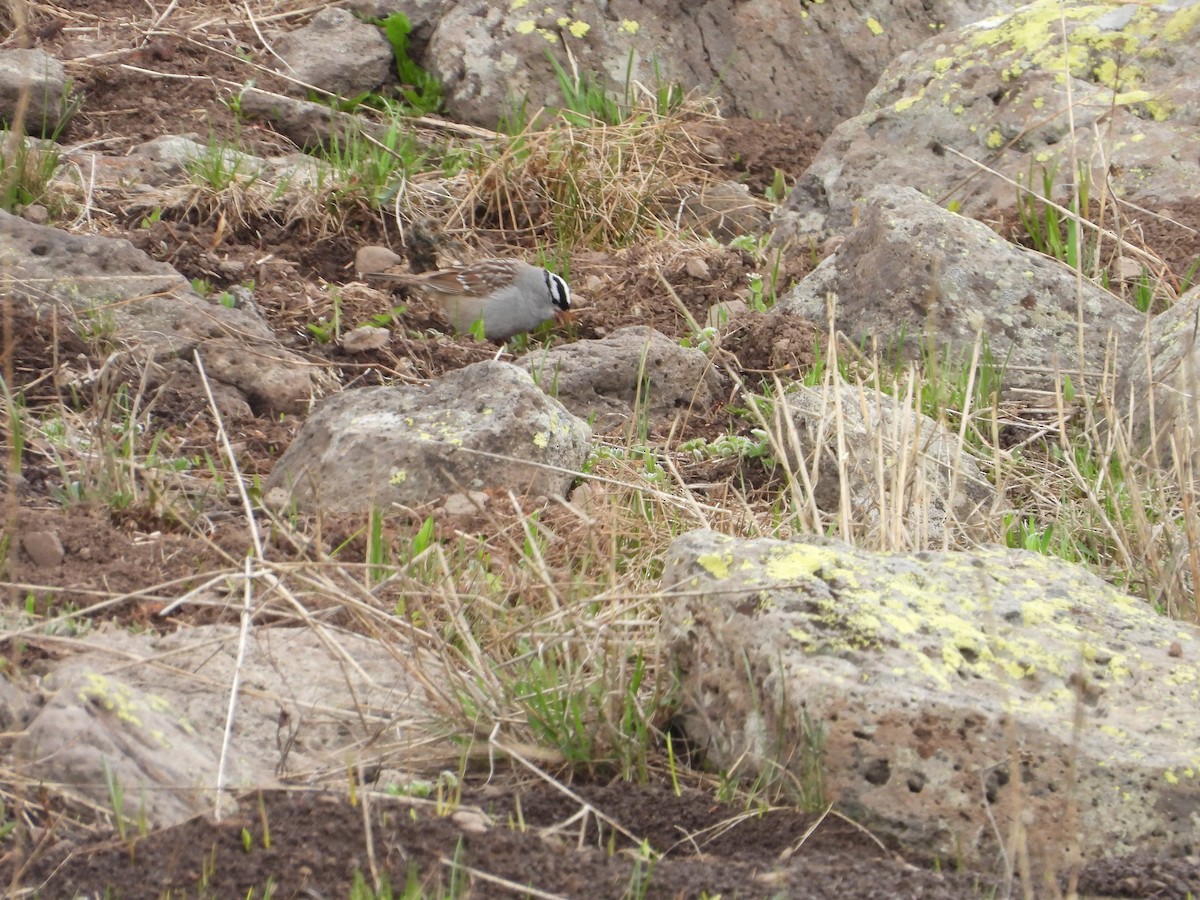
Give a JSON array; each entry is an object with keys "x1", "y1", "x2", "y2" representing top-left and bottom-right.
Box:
[
  {"x1": 0, "y1": 211, "x2": 318, "y2": 415},
  {"x1": 1114, "y1": 284, "x2": 1200, "y2": 469},
  {"x1": 774, "y1": 0, "x2": 1200, "y2": 238},
  {"x1": 518, "y1": 326, "x2": 721, "y2": 434},
  {"x1": 265, "y1": 361, "x2": 592, "y2": 512},
  {"x1": 12, "y1": 624, "x2": 433, "y2": 827},
  {"x1": 0, "y1": 49, "x2": 72, "y2": 135},
  {"x1": 778, "y1": 186, "x2": 1146, "y2": 396},
  {"x1": 426, "y1": 0, "x2": 1011, "y2": 132},
  {"x1": 272, "y1": 7, "x2": 394, "y2": 98},
  {"x1": 662, "y1": 529, "x2": 1200, "y2": 868}
]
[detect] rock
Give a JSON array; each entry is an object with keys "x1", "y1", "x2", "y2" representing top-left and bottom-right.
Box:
[
  {"x1": 20, "y1": 530, "x2": 64, "y2": 568},
  {"x1": 0, "y1": 49, "x2": 73, "y2": 135},
  {"x1": 661, "y1": 529, "x2": 1200, "y2": 868},
  {"x1": 778, "y1": 186, "x2": 1145, "y2": 397},
  {"x1": 0, "y1": 673, "x2": 35, "y2": 732},
  {"x1": 265, "y1": 361, "x2": 591, "y2": 513},
  {"x1": 774, "y1": 0, "x2": 1200, "y2": 239},
  {"x1": 273, "y1": 8, "x2": 393, "y2": 98},
  {"x1": 1115, "y1": 284, "x2": 1200, "y2": 469},
  {"x1": 518, "y1": 326, "x2": 721, "y2": 434},
  {"x1": 441, "y1": 491, "x2": 489, "y2": 516},
  {"x1": 425, "y1": 0, "x2": 1009, "y2": 133},
  {"x1": 783, "y1": 379, "x2": 997, "y2": 543},
  {"x1": 236, "y1": 88, "x2": 398, "y2": 151},
  {"x1": 14, "y1": 624, "x2": 435, "y2": 828},
  {"x1": 195, "y1": 340, "x2": 316, "y2": 416},
  {"x1": 684, "y1": 256, "x2": 711, "y2": 280},
  {"x1": 341, "y1": 325, "x2": 391, "y2": 353},
  {"x1": 355, "y1": 245, "x2": 404, "y2": 279},
  {"x1": 19, "y1": 203, "x2": 48, "y2": 225},
  {"x1": 0, "y1": 210, "x2": 321, "y2": 415},
  {"x1": 660, "y1": 181, "x2": 769, "y2": 241}
]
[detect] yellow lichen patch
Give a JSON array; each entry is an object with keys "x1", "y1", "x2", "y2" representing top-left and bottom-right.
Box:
[
  {"x1": 894, "y1": 93, "x2": 922, "y2": 113},
  {"x1": 933, "y1": 57, "x2": 954, "y2": 74},
  {"x1": 533, "y1": 431, "x2": 549, "y2": 449},
  {"x1": 76, "y1": 674, "x2": 174, "y2": 745},
  {"x1": 1165, "y1": 3, "x2": 1200, "y2": 41},
  {"x1": 621, "y1": 19, "x2": 640, "y2": 34},
  {"x1": 389, "y1": 469, "x2": 407, "y2": 485},
  {"x1": 515, "y1": 19, "x2": 536, "y2": 34},
  {"x1": 866, "y1": 17, "x2": 883, "y2": 36},
  {"x1": 762, "y1": 545, "x2": 856, "y2": 586},
  {"x1": 986, "y1": 128, "x2": 1005, "y2": 149},
  {"x1": 697, "y1": 552, "x2": 732, "y2": 579}
]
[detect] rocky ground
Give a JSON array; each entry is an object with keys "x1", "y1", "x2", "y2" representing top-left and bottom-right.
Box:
[{"x1": 4, "y1": 1, "x2": 1200, "y2": 898}]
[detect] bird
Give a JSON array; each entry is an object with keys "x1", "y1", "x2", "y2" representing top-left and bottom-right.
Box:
[{"x1": 369, "y1": 258, "x2": 571, "y2": 341}]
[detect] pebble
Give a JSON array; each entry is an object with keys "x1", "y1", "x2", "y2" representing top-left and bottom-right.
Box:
[
  {"x1": 355, "y1": 245, "x2": 403, "y2": 279},
  {"x1": 341, "y1": 325, "x2": 390, "y2": 353},
  {"x1": 21, "y1": 531, "x2": 65, "y2": 568}
]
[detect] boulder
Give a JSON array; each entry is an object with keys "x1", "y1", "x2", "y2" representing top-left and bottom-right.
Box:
[
  {"x1": 774, "y1": 0, "x2": 1200, "y2": 239},
  {"x1": 518, "y1": 326, "x2": 721, "y2": 434},
  {"x1": 13, "y1": 624, "x2": 433, "y2": 827},
  {"x1": 272, "y1": 8, "x2": 393, "y2": 98},
  {"x1": 1114, "y1": 283, "x2": 1200, "y2": 469},
  {"x1": 265, "y1": 361, "x2": 592, "y2": 512},
  {"x1": 778, "y1": 186, "x2": 1145, "y2": 397},
  {"x1": 662, "y1": 529, "x2": 1200, "y2": 868},
  {"x1": 782, "y1": 379, "x2": 997, "y2": 545},
  {"x1": 426, "y1": 0, "x2": 1011, "y2": 133},
  {"x1": 0, "y1": 48, "x2": 73, "y2": 135},
  {"x1": 0, "y1": 210, "x2": 319, "y2": 415}
]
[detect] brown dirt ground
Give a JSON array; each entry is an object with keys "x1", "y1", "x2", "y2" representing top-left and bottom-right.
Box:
[{"x1": 4, "y1": 2, "x2": 1200, "y2": 898}]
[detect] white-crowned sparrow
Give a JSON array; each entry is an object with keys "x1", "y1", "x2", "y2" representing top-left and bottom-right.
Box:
[{"x1": 370, "y1": 258, "x2": 571, "y2": 341}]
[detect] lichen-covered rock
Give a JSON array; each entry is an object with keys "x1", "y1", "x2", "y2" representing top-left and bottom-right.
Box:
[
  {"x1": 265, "y1": 361, "x2": 592, "y2": 512},
  {"x1": 662, "y1": 529, "x2": 1200, "y2": 868},
  {"x1": 774, "y1": 0, "x2": 1200, "y2": 238}
]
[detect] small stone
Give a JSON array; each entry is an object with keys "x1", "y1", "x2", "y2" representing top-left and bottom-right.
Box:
[
  {"x1": 441, "y1": 491, "x2": 489, "y2": 516},
  {"x1": 685, "y1": 257, "x2": 711, "y2": 279},
  {"x1": 450, "y1": 809, "x2": 490, "y2": 834},
  {"x1": 20, "y1": 204, "x2": 49, "y2": 225},
  {"x1": 1169, "y1": 641, "x2": 1183, "y2": 658},
  {"x1": 355, "y1": 245, "x2": 403, "y2": 279},
  {"x1": 341, "y1": 325, "x2": 390, "y2": 353},
  {"x1": 707, "y1": 299, "x2": 748, "y2": 330},
  {"x1": 21, "y1": 531, "x2": 64, "y2": 567}
]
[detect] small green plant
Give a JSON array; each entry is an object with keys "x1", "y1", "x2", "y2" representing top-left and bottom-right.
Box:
[
  {"x1": 101, "y1": 757, "x2": 128, "y2": 841},
  {"x1": 319, "y1": 122, "x2": 428, "y2": 209},
  {"x1": 2, "y1": 378, "x2": 26, "y2": 476},
  {"x1": 546, "y1": 49, "x2": 622, "y2": 126},
  {"x1": 380, "y1": 12, "x2": 443, "y2": 114},
  {"x1": 1015, "y1": 160, "x2": 1095, "y2": 273},
  {"x1": 625, "y1": 839, "x2": 660, "y2": 899},
  {"x1": 763, "y1": 167, "x2": 790, "y2": 203},
  {"x1": 307, "y1": 291, "x2": 343, "y2": 344},
  {"x1": 187, "y1": 138, "x2": 257, "y2": 192},
  {"x1": 0, "y1": 129, "x2": 63, "y2": 215}
]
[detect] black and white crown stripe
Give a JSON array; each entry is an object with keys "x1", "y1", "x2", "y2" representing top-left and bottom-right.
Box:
[{"x1": 544, "y1": 270, "x2": 571, "y2": 312}]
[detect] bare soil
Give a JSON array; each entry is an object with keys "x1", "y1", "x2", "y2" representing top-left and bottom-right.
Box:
[{"x1": 3, "y1": 2, "x2": 1200, "y2": 898}]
